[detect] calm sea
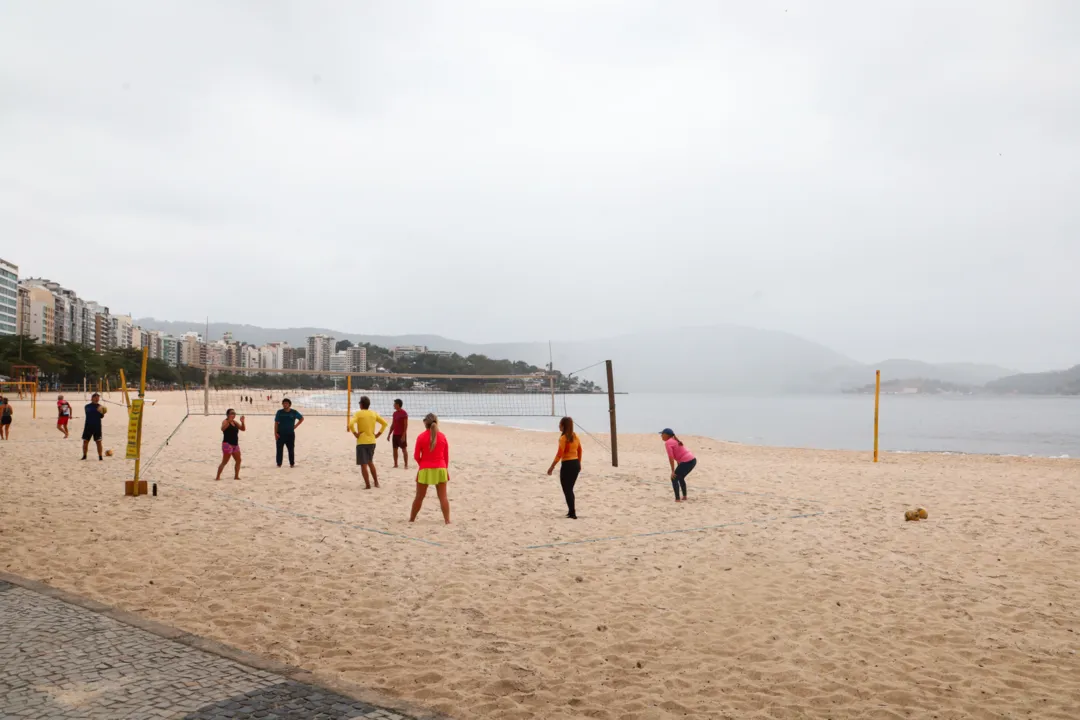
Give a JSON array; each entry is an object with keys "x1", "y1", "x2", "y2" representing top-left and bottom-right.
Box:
[{"x1": 480, "y1": 393, "x2": 1080, "y2": 458}]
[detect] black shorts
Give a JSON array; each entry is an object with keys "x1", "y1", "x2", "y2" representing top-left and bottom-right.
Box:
[
  {"x1": 0, "y1": 416, "x2": 10, "y2": 426},
  {"x1": 355, "y1": 443, "x2": 376, "y2": 465},
  {"x1": 392, "y1": 434, "x2": 407, "y2": 449},
  {"x1": 82, "y1": 427, "x2": 102, "y2": 442}
]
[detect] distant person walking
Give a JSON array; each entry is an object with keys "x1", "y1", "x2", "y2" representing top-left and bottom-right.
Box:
[
  {"x1": 661, "y1": 428, "x2": 696, "y2": 502},
  {"x1": 410, "y1": 413, "x2": 451, "y2": 524},
  {"x1": 215, "y1": 409, "x2": 246, "y2": 481},
  {"x1": 0, "y1": 396, "x2": 12, "y2": 440},
  {"x1": 56, "y1": 395, "x2": 73, "y2": 438},
  {"x1": 274, "y1": 398, "x2": 304, "y2": 467},
  {"x1": 81, "y1": 393, "x2": 107, "y2": 460},
  {"x1": 547, "y1": 416, "x2": 582, "y2": 519},
  {"x1": 348, "y1": 395, "x2": 388, "y2": 489},
  {"x1": 388, "y1": 399, "x2": 409, "y2": 469}
]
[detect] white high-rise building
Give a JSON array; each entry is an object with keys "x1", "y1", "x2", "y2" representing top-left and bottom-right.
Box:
[
  {"x1": 306, "y1": 334, "x2": 336, "y2": 372},
  {"x1": 242, "y1": 345, "x2": 261, "y2": 369},
  {"x1": 110, "y1": 314, "x2": 134, "y2": 349},
  {"x1": 161, "y1": 336, "x2": 180, "y2": 367},
  {"x1": 180, "y1": 332, "x2": 204, "y2": 367},
  {"x1": 346, "y1": 346, "x2": 368, "y2": 373},
  {"x1": 0, "y1": 259, "x2": 19, "y2": 336},
  {"x1": 259, "y1": 342, "x2": 287, "y2": 370},
  {"x1": 329, "y1": 350, "x2": 348, "y2": 373},
  {"x1": 86, "y1": 302, "x2": 109, "y2": 351},
  {"x1": 25, "y1": 285, "x2": 55, "y2": 344}
]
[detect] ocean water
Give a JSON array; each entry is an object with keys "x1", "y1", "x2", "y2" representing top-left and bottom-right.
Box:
[
  {"x1": 480, "y1": 393, "x2": 1080, "y2": 458},
  {"x1": 289, "y1": 390, "x2": 1078, "y2": 457}
]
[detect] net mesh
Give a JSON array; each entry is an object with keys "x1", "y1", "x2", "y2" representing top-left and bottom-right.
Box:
[{"x1": 190, "y1": 368, "x2": 559, "y2": 419}]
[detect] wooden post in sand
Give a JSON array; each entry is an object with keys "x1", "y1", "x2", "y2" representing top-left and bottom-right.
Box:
[
  {"x1": 203, "y1": 366, "x2": 210, "y2": 416},
  {"x1": 606, "y1": 360, "x2": 618, "y2": 468},
  {"x1": 549, "y1": 375, "x2": 555, "y2": 416},
  {"x1": 873, "y1": 370, "x2": 881, "y2": 463}
]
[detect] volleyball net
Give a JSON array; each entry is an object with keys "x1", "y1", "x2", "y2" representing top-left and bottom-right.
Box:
[
  {"x1": 0, "y1": 381, "x2": 37, "y2": 418},
  {"x1": 188, "y1": 365, "x2": 566, "y2": 420}
]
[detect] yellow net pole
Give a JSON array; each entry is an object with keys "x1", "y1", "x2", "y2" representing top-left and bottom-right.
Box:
[
  {"x1": 126, "y1": 347, "x2": 149, "y2": 497},
  {"x1": 346, "y1": 375, "x2": 352, "y2": 430},
  {"x1": 119, "y1": 369, "x2": 131, "y2": 409},
  {"x1": 873, "y1": 370, "x2": 881, "y2": 463}
]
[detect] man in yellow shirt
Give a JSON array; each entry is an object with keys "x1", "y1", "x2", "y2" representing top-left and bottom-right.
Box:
[{"x1": 348, "y1": 395, "x2": 388, "y2": 489}]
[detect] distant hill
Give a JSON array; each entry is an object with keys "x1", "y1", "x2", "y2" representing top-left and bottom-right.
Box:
[
  {"x1": 806, "y1": 358, "x2": 1017, "y2": 392},
  {"x1": 136, "y1": 319, "x2": 861, "y2": 393},
  {"x1": 985, "y1": 365, "x2": 1080, "y2": 395},
  {"x1": 136, "y1": 317, "x2": 1042, "y2": 394}
]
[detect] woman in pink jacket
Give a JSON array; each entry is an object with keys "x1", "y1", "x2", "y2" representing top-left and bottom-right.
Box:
[
  {"x1": 410, "y1": 413, "x2": 451, "y2": 524},
  {"x1": 661, "y1": 428, "x2": 696, "y2": 502}
]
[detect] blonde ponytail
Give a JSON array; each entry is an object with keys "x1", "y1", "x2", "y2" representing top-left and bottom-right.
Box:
[{"x1": 423, "y1": 413, "x2": 439, "y2": 451}]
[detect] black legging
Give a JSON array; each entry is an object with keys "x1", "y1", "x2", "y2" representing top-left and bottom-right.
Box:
[
  {"x1": 672, "y1": 458, "x2": 696, "y2": 500},
  {"x1": 276, "y1": 433, "x2": 295, "y2": 467},
  {"x1": 560, "y1": 459, "x2": 581, "y2": 518}
]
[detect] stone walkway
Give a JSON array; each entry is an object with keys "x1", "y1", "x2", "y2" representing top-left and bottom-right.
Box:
[{"x1": 0, "y1": 577, "x2": 430, "y2": 720}]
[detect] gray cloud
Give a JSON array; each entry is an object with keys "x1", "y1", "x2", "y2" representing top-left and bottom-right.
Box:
[{"x1": 2, "y1": 0, "x2": 1077, "y2": 369}]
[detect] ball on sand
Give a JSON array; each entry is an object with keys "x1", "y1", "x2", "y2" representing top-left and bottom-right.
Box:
[
  {"x1": 917, "y1": 508, "x2": 928, "y2": 519},
  {"x1": 100, "y1": 406, "x2": 107, "y2": 415},
  {"x1": 105, "y1": 449, "x2": 113, "y2": 457},
  {"x1": 904, "y1": 510, "x2": 919, "y2": 522}
]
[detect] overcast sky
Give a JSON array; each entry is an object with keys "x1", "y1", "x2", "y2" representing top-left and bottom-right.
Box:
[{"x1": 2, "y1": 1, "x2": 1077, "y2": 370}]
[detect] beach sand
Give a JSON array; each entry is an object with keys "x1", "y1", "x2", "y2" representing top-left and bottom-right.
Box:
[{"x1": 2, "y1": 390, "x2": 1078, "y2": 719}]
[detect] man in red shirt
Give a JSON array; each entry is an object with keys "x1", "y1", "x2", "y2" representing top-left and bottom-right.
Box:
[
  {"x1": 388, "y1": 399, "x2": 409, "y2": 469},
  {"x1": 56, "y1": 395, "x2": 72, "y2": 439}
]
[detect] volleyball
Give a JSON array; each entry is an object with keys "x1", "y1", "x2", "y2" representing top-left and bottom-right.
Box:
[
  {"x1": 917, "y1": 508, "x2": 928, "y2": 519},
  {"x1": 904, "y1": 510, "x2": 919, "y2": 522},
  {"x1": 105, "y1": 449, "x2": 113, "y2": 457}
]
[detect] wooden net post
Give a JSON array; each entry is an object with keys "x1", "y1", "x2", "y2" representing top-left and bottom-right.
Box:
[
  {"x1": 203, "y1": 366, "x2": 210, "y2": 416},
  {"x1": 606, "y1": 360, "x2": 618, "y2": 468}
]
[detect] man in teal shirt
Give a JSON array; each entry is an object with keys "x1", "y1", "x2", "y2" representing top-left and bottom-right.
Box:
[{"x1": 273, "y1": 398, "x2": 304, "y2": 467}]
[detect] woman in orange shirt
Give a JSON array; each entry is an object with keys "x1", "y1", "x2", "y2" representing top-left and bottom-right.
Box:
[{"x1": 547, "y1": 416, "x2": 582, "y2": 519}]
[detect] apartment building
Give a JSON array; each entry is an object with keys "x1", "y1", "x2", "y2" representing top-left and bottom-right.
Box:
[{"x1": 0, "y1": 258, "x2": 18, "y2": 336}]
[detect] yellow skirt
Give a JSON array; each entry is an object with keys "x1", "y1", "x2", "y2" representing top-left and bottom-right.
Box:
[{"x1": 417, "y1": 468, "x2": 449, "y2": 485}]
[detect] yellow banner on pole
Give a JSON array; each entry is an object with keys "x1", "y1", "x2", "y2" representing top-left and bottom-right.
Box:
[{"x1": 125, "y1": 399, "x2": 144, "y2": 459}]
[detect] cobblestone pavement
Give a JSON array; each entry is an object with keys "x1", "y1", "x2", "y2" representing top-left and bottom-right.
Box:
[{"x1": 0, "y1": 579, "x2": 419, "y2": 720}]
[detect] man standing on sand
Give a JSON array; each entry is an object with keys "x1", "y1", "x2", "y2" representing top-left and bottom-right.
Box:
[
  {"x1": 82, "y1": 393, "x2": 107, "y2": 460},
  {"x1": 348, "y1": 395, "x2": 388, "y2": 489},
  {"x1": 56, "y1": 394, "x2": 72, "y2": 439},
  {"x1": 273, "y1": 398, "x2": 304, "y2": 467},
  {"x1": 388, "y1": 398, "x2": 409, "y2": 469}
]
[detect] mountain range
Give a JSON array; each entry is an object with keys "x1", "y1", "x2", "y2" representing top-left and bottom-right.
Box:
[{"x1": 136, "y1": 318, "x2": 1038, "y2": 393}]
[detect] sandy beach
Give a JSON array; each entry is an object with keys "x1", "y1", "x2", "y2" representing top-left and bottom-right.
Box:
[{"x1": 1, "y1": 390, "x2": 1078, "y2": 719}]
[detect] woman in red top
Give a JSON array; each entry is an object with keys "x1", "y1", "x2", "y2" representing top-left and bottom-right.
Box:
[{"x1": 410, "y1": 413, "x2": 451, "y2": 524}]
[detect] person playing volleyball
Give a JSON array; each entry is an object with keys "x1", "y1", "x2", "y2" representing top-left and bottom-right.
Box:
[
  {"x1": 661, "y1": 428, "x2": 696, "y2": 502},
  {"x1": 409, "y1": 413, "x2": 451, "y2": 524},
  {"x1": 215, "y1": 409, "x2": 246, "y2": 481},
  {"x1": 0, "y1": 396, "x2": 12, "y2": 440},
  {"x1": 547, "y1": 416, "x2": 582, "y2": 519},
  {"x1": 348, "y1": 395, "x2": 388, "y2": 489},
  {"x1": 56, "y1": 395, "x2": 72, "y2": 438}
]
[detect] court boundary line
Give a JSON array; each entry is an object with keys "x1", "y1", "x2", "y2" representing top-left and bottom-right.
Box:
[{"x1": 524, "y1": 511, "x2": 827, "y2": 549}]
